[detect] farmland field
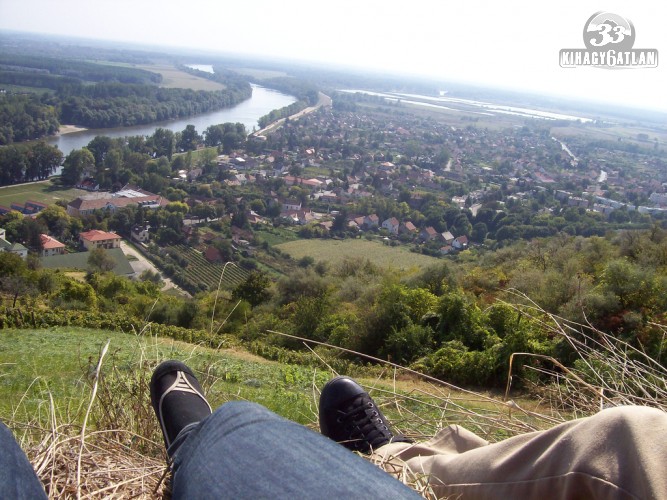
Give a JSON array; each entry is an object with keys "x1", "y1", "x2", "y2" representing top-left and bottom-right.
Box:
[
  {"x1": 275, "y1": 238, "x2": 440, "y2": 272},
  {"x1": 0, "y1": 181, "x2": 86, "y2": 207},
  {"x1": 167, "y1": 244, "x2": 249, "y2": 290},
  {"x1": 136, "y1": 63, "x2": 225, "y2": 91}
]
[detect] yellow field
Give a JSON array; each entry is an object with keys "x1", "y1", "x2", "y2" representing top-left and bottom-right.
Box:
[
  {"x1": 136, "y1": 64, "x2": 225, "y2": 91},
  {"x1": 275, "y1": 238, "x2": 440, "y2": 274}
]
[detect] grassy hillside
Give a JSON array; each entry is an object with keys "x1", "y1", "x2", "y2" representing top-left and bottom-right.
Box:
[
  {"x1": 1, "y1": 325, "x2": 662, "y2": 497},
  {"x1": 0, "y1": 325, "x2": 582, "y2": 444},
  {"x1": 0, "y1": 327, "x2": 324, "y2": 426}
]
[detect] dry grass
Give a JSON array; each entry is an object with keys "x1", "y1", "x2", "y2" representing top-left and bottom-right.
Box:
[
  {"x1": 6, "y1": 299, "x2": 665, "y2": 499},
  {"x1": 499, "y1": 290, "x2": 667, "y2": 416},
  {"x1": 22, "y1": 426, "x2": 167, "y2": 499},
  {"x1": 135, "y1": 64, "x2": 225, "y2": 92}
]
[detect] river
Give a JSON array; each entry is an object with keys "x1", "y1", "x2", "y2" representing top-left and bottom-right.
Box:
[
  {"x1": 342, "y1": 89, "x2": 594, "y2": 123},
  {"x1": 47, "y1": 84, "x2": 296, "y2": 157}
]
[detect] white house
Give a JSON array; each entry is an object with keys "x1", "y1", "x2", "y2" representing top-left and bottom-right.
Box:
[
  {"x1": 381, "y1": 217, "x2": 400, "y2": 235},
  {"x1": 131, "y1": 225, "x2": 150, "y2": 243}
]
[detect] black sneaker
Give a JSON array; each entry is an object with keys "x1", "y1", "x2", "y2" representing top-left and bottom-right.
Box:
[
  {"x1": 150, "y1": 360, "x2": 212, "y2": 452},
  {"x1": 319, "y1": 376, "x2": 411, "y2": 453}
]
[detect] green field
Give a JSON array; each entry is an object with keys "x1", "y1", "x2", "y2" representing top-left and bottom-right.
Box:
[
  {"x1": 0, "y1": 328, "x2": 322, "y2": 426},
  {"x1": 0, "y1": 327, "x2": 548, "y2": 447},
  {"x1": 0, "y1": 181, "x2": 86, "y2": 208},
  {"x1": 276, "y1": 238, "x2": 440, "y2": 273},
  {"x1": 40, "y1": 247, "x2": 134, "y2": 275},
  {"x1": 0, "y1": 328, "x2": 449, "y2": 432}
]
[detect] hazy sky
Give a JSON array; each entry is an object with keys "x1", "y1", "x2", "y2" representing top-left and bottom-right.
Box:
[{"x1": 1, "y1": 0, "x2": 665, "y2": 111}]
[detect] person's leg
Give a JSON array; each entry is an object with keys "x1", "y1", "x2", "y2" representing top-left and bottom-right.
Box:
[
  {"x1": 372, "y1": 406, "x2": 667, "y2": 499},
  {"x1": 151, "y1": 361, "x2": 419, "y2": 499},
  {"x1": 171, "y1": 401, "x2": 420, "y2": 498},
  {"x1": 0, "y1": 421, "x2": 48, "y2": 499}
]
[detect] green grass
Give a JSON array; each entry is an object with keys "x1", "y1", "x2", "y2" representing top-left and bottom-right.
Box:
[
  {"x1": 275, "y1": 238, "x2": 440, "y2": 274},
  {"x1": 254, "y1": 226, "x2": 299, "y2": 246},
  {"x1": 40, "y1": 248, "x2": 134, "y2": 275},
  {"x1": 0, "y1": 327, "x2": 325, "y2": 426},
  {"x1": 0, "y1": 181, "x2": 86, "y2": 208},
  {"x1": 0, "y1": 327, "x2": 449, "y2": 433},
  {"x1": 0, "y1": 325, "x2": 563, "y2": 455}
]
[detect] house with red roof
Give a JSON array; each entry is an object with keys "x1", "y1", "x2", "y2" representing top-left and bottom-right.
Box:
[
  {"x1": 420, "y1": 226, "x2": 439, "y2": 241},
  {"x1": 40, "y1": 234, "x2": 66, "y2": 257},
  {"x1": 381, "y1": 217, "x2": 400, "y2": 235},
  {"x1": 452, "y1": 235, "x2": 469, "y2": 250},
  {"x1": 399, "y1": 221, "x2": 417, "y2": 235},
  {"x1": 79, "y1": 230, "x2": 121, "y2": 251}
]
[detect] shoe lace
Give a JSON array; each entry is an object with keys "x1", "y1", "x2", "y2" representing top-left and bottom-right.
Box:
[{"x1": 336, "y1": 395, "x2": 394, "y2": 452}]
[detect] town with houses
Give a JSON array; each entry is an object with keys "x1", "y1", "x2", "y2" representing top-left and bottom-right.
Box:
[{"x1": 1, "y1": 98, "x2": 666, "y2": 293}]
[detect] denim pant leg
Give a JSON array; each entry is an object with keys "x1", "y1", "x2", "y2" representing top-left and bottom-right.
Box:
[
  {"x1": 170, "y1": 401, "x2": 420, "y2": 499},
  {"x1": 0, "y1": 422, "x2": 48, "y2": 499}
]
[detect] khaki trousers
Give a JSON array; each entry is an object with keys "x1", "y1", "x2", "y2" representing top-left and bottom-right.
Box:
[{"x1": 371, "y1": 406, "x2": 666, "y2": 499}]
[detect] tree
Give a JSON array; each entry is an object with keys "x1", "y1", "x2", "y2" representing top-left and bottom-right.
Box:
[
  {"x1": 36, "y1": 205, "x2": 71, "y2": 240},
  {"x1": 26, "y1": 142, "x2": 63, "y2": 180},
  {"x1": 331, "y1": 209, "x2": 349, "y2": 233},
  {"x1": 197, "y1": 148, "x2": 217, "y2": 172},
  {"x1": 231, "y1": 209, "x2": 249, "y2": 229},
  {"x1": 232, "y1": 271, "x2": 272, "y2": 307},
  {"x1": 0, "y1": 253, "x2": 33, "y2": 307},
  {"x1": 19, "y1": 217, "x2": 47, "y2": 251},
  {"x1": 86, "y1": 136, "x2": 115, "y2": 167},
  {"x1": 204, "y1": 124, "x2": 224, "y2": 147},
  {"x1": 471, "y1": 222, "x2": 488, "y2": 243},
  {"x1": 87, "y1": 248, "x2": 115, "y2": 273},
  {"x1": 61, "y1": 148, "x2": 94, "y2": 185},
  {"x1": 178, "y1": 125, "x2": 201, "y2": 152},
  {"x1": 150, "y1": 128, "x2": 176, "y2": 159},
  {"x1": 221, "y1": 122, "x2": 247, "y2": 154},
  {"x1": 0, "y1": 145, "x2": 26, "y2": 186}
]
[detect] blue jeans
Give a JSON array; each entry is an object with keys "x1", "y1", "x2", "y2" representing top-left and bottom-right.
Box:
[
  {"x1": 171, "y1": 401, "x2": 420, "y2": 499},
  {"x1": 0, "y1": 421, "x2": 48, "y2": 499}
]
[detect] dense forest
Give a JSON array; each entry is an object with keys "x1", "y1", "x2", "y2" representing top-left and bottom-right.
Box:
[
  {"x1": 0, "y1": 141, "x2": 62, "y2": 185},
  {"x1": 56, "y1": 82, "x2": 251, "y2": 128},
  {"x1": 0, "y1": 53, "x2": 253, "y2": 142},
  {"x1": 0, "y1": 53, "x2": 162, "y2": 85},
  {"x1": 0, "y1": 94, "x2": 60, "y2": 144}
]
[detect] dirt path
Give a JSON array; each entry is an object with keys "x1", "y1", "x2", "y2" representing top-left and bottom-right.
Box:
[
  {"x1": 120, "y1": 240, "x2": 190, "y2": 297},
  {"x1": 253, "y1": 91, "x2": 332, "y2": 137}
]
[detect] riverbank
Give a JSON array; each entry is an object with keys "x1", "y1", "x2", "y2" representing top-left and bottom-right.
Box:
[
  {"x1": 47, "y1": 85, "x2": 296, "y2": 157},
  {"x1": 58, "y1": 125, "x2": 88, "y2": 135},
  {"x1": 253, "y1": 91, "x2": 332, "y2": 137}
]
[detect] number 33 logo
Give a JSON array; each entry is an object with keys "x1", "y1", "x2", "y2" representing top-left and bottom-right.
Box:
[
  {"x1": 583, "y1": 12, "x2": 635, "y2": 51},
  {"x1": 589, "y1": 23, "x2": 626, "y2": 47}
]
